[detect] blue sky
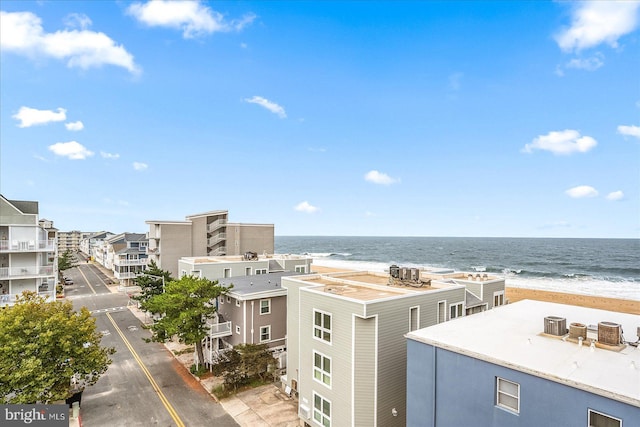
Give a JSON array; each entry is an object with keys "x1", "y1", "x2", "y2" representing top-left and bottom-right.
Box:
[{"x1": 1, "y1": 1, "x2": 639, "y2": 238}]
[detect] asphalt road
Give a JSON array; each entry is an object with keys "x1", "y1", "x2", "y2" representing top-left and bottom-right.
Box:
[{"x1": 64, "y1": 258, "x2": 238, "y2": 427}]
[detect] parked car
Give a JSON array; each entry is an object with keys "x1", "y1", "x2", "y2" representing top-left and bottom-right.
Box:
[{"x1": 64, "y1": 277, "x2": 74, "y2": 285}]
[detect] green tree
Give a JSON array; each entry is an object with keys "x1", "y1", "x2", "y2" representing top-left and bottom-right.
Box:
[
  {"x1": 211, "y1": 344, "x2": 278, "y2": 391},
  {"x1": 0, "y1": 292, "x2": 115, "y2": 404},
  {"x1": 133, "y1": 260, "x2": 173, "y2": 305},
  {"x1": 141, "y1": 275, "x2": 231, "y2": 367},
  {"x1": 57, "y1": 249, "x2": 77, "y2": 281}
]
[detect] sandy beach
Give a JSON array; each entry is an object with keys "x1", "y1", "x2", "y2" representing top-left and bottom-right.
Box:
[{"x1": 311, "y1": 264, "x2": 640, "y2": 315}]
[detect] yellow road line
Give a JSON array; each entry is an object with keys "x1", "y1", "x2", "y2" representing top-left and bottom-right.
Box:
[
  {"x1": 106, "y1": 313, "x2": 186, "y2": 427},
  {"x1": 77, "y1": 267, "x2": 97, "y2": 294}
]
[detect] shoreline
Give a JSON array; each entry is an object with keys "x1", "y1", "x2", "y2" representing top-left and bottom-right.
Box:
[{"x1": 311, "y1": 265, "x2": 640, "y2": 315}]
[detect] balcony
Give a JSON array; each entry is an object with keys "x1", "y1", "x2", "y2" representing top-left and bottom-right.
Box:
[
  {"x1": 207, "y1": 233, "x2": 226, "y2": 247},
  {"x1": 114, "y1": 258, "x2": 149, "y2": 266},
  {"x1": 0, "y1": 289, "x2": 55, "y2": 306},
  {"x1": 0, "y1": 239, "x2": 56, "y2": 252},
  {"x1": 206, "y1": 320, "x2": 232, "y2": 338},
  {"x1": 0, "y1": 265, "x2": 55, "y2": 279},
  {"x1": 207, "y1": 219, "x2": 227, "y2": 233},
  {"x1": 209, "y1": 247, "x2": 227, "y2": 256}
]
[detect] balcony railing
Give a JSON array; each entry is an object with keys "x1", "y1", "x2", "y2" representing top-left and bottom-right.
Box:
[
  {"x1": 0, "y1": 239, "x2": 56, "y2": 252},
  {"x1": 207, "y1": 219, "x2": 227, "y2": 233},
  {"x1": 114, "y1": 258, "x2": 149, "y2": 266},
  {"x1": 206, "y1": 320, "x2": 232, "y2": 338},
  {"x1": 0, "y1": 265, "x2": 55, "y2": 279},
  {"x1": 0, "y1": 289, "x2": 55, "y2": 306},
  {"x1": 209, "y1": 247, "x2": 227, "y2": 256},
  {"x1": 207, "y1": 233, "x2": 226, "y2": 246}
]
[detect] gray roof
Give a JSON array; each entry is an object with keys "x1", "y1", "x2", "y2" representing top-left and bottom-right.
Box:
[
  {"x1": 218, "y1": 271, "x2": 307, "y2": 297},
  {"x1": 465, "y1": 290, "x2": 484, "y2": 308}
]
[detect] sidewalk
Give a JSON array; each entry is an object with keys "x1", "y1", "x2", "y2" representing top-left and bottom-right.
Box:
[{"x1": 93, "y1": 262, "x2": 300, "y2": 427}]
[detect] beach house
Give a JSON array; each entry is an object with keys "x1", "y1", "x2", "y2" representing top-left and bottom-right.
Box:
[
  {"x1": 0, "y1": 195, "x2": 58, "y2": 306},
  {"x1": 282, "y1": 268, "x2": 506, "y2": 427},
  {"x1": 405, "y1": 299, "x2": 640, "y2": 427}
]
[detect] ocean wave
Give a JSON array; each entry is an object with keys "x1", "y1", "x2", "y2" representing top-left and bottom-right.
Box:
[{"x1": 303, "y1": 252, "x2": 352, "y2": 258}]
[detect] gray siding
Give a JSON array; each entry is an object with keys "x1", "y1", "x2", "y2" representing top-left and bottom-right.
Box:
[
  {"x1": 245, "y1": 295, "x2": 287, "y2": 348},
  {"x1": 158, "y1": 224, "x2": 192, "y2": 279},
  {"x1": 353, "y1": 315, "x2": 376, "y2": 426},
  {"x1": 227, "y1": 224, "x2": 274, "y2": 256},
  {"x1": 189, "y1": 216, "x2": 208, "y2": 256},
  {"x1": 484, "y1": 281, "x2": 506, "y2": 308}
]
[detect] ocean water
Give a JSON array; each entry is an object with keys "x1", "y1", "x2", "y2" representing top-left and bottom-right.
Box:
[{"x1": 275, "y1": 236, "x2": 640, "y2": 301}]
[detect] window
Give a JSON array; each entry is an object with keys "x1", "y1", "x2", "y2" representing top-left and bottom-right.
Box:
[
  {"x1": 588, "y1": 409, "x2": 622, "y2": 427},
  {"x1": 494, "y1": 291, "x2": 505, "y2": 307},
  {"x1": 255, "y1": 268, "x2": 267, "y2": 274},
  {"x1": 219, "y1": 297, "x2": 224, "y2": 305},
  {"x1": 223, "y1": 268, "x2": 231, "y2": 278},
  {"x1": 245, "y1": 267, "x2": 251, "y2": 276},
  {"x1": 313, "y1": 393, "x2": 331, "y2": 427},
  {"x1": 313, "y1": 310, "x2": 332, "y2": 343},
  {"x1": 235, "y1": 325, "x2": 241, "y2": 335},
  {"x1": 191, "y1": 270, "x2": 201, "y2": 278},
  {"x1": 235, "y1": 298, "x2": 241, "y2": 307},
  {"x1": 226, "y1": 296, "x2": 231, "y2": 303},
  {"x1": 260, "y1": 325, "x2": 271, "y2": 342},
  {"x1": 260, "y1": 299, "x2": 271, "y2": 315},
  {"x1": 313, "y1": 352, "x2": 331, "y2": 387},
  {"x1": 295, "y1": 265, "x2": 307, "y2": 273},
  {"x1": 449, "y1": 303, "x2": 463, "y2": 320},
  {"x1": 410, "y1": 306, "x2": 419, "y2": 331},
  {"x1": 496, "y1": 377, "x2": 520, "y2": 414}
]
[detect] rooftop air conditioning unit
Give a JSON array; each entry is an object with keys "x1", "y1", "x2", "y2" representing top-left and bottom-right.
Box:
[
  {"x1": 598, "y1": 321, "x2": 622, "y2": 345},
  {"x1": 544, "y1": 316, "x2": 567, "y2": 336},
  {"x1": 299, "y1": 405, "x2": 311, "y2": 420}
]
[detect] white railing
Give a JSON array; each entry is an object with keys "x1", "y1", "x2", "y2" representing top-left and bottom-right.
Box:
[
  {"x1": 0, "y1": 289, "x2": 55, "y2": 306},
  {"x1": 207, "y1": 219, "x2": 227, "y2": 233},
  {"x1": 207, "y1": 320, "x2": 232, "y2": 338},
  {"x1": 0, "y1": 239, "x2": 56, "y2": 252},
  {"x1": 0, "y1": 265, "x2": 55, "y2": 279},
  {"x1": 114, "y1": 258, "x2": 149, "y2": 266},
  {"x1": 209, "y1": 247, "x2": 227, "y2": 256},
  {"x1": 114, "y1": 271, "x2": 139, "y2": 279},
  {"x1": 207, "y1": 233, "x2": 226, "y2": 246}
]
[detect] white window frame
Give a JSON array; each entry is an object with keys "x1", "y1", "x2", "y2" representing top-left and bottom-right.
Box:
[
  {"x1": 255, "y1": 268, "x2": 267, "y2": 274},
  {"x1": 313, "y1": 392, "x2": 331, "y2": 427},
  {"x1": 493, "y1": 290, "x2": 505, "y2": 307},
  {"x1": 295, "y1": 265, "x2": 307, "y2": 273},
  {"x1": 496, "y1": 377, "x2": 520, "y2": 414},
  {"x1": 219, "y1": 296, "x2": 224, "y2": 305},
  {"x1": 226, "y1": 296, "x2": 231, "y2": 303},
  {"x1": 235, "y1": 325, "x2": 241, "y2": 335},
  {"x1": 588, "y1": 409, "x2": 622, "y2": 427},
  {"x1": 260, "y1": 299, "x2": 271, "y2": 315},
  {"x1": 409, "y1": 306, "x2": 420, "y2": 331},
  {"x1": 245, "y1": 267, "x2": 252, "y2": 276},
  {"x1": 223, "y1": 268, "x2": 231, "y2": 278},
  {"x1": 449, "y1": 302, "x2": 464, "y2": 320},
  {"x1": 235, "y1": 298, "x2": 241, "y2": 307},
  {"x1": 259, "y1": 325, "x2": 271, "y2": 342},
  {"x1": 313, "y1": 309, "x2": 332, "y2": 344},
  {"x1": 313, "y1": 351, "x2": 331, "y2": 388}
]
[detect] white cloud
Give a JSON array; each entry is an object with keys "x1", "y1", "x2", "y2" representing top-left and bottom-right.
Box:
[
  {"x1": 294, "y1": 201, "x2": 318, "y2": 213},
  {"x1": 523, "y1": 129, "x2": 597, "y2": 155},
  {"x1": 606, "y1": 190, "x2": 624, "y2": 201},
  {"x1": 65, "y1": 121, "x2": 84, "y2": 131},
  {"x1": 127, "y1": 0, "x2": 255, "y2": 38},
  {"x1": 0, "y1": 11, "x2": 140, "y2": 74},
  {"x1": 48, "y1": 141, "x2": 94, "y2": 160},
  {"x1": 617, "y1": 125, "x2": 640, "y2": 139},
  {"x1": 555, "y1": 2, "x2": 640, "y2": 52},
  {"x1": 133, "y1": 162, "x2": 148, "y2": 171},
  {"x1": 245, "y1": 96, "x2": 287, "y2": 118},
  {"x1": 364, "y1": 170, "x2": 399, "y2": 185},
  {"x1": 565, "y1": 53, "x2": 604, "y2": 71},
  {"x1": 63, "y1": 13, "x2": 92, "y2": 30},
  {"x1": 100, "y1": 151, "x2": 120, "y2": 159},
  {"x1": 565, "y1": 185, "x2": 598, "y2": 199},
  {"x1": 13, "y1": 106, "x2": 66, "y2": 128}
]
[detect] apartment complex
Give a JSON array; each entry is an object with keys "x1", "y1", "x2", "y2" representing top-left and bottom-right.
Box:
[
  {"x1": 146, "y1": 210, "x2": 274, "y2": 278},
  {"x1": 179, "y1": 254, "x2": 312, "y2": 367},
  {"x1": 79, "y1": 231, "x2": 114, "y2": 259},
  {"x1": 93, "y1": 233, "x2": 148, "y2": 285},
  {"x1": 282, "y1": 268, "x2": 506, "y2": 427},
  {"x1": 0, "y1": 195, "x2": 57, "y2": 306},
  {"x1": 406, "y1": 300, "x2": 640, "y2": 427},
  {"x1": 57, "y1": 230, "x2": 92, "y2": 253}
]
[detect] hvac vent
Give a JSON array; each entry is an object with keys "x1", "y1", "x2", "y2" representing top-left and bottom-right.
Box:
[
  {"x1": 544, "y1": 316, "x2": 567, "y2": 336},
  {"x1": 598, "y1": 321, "x2": 622, "y2": 345},
  {"x1": 569, "y1": 322, "x2": 587, "y2": 340}
]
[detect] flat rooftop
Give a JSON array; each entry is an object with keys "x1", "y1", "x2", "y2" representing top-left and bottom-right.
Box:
[
  {"x1": 295, "y1": 271, "x2": 464, "y2": 302},
  {"x1": 406, "y1": 299, "x2": 640, "y2": 406},
  {"x1": 182, "y1": 253, "x2": 312, "y2": 264},
  {"x1": 218, "y1": 271, "x2": 304, "y2": 297}
]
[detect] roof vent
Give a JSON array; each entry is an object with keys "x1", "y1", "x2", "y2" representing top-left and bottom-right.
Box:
[
  {"x1": 544, "y1": 316, "x2": 567, "y2": 336},
  {"x1": 598, "y1": 321, "x2": 622, "y2": 345}
]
